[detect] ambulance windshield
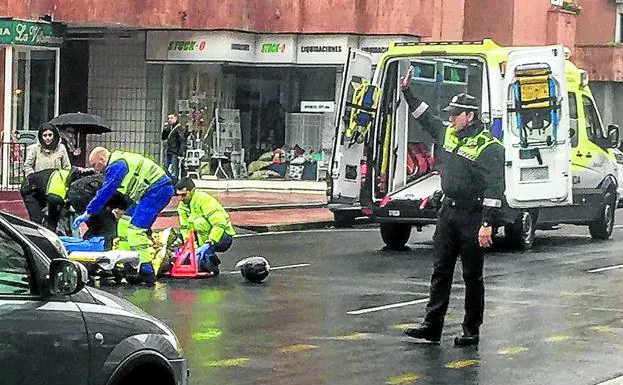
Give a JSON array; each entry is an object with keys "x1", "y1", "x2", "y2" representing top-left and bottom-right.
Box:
[{"x1": 406, "y1": 57, "x2": 486, "y2": 181}]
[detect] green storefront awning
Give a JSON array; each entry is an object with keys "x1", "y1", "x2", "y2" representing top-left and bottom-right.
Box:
[{"x1": 0, "y1": 18, "x2": 65, "y2": 47}]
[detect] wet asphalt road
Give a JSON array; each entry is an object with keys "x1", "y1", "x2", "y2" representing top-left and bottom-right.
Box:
[{"x1": 103, "y1": 213, "x2": 623, "y2": 385}]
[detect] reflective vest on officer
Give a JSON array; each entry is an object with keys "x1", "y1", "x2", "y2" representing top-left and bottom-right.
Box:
[
  {"x1": 108, "y1": 151, "x2": 166, "y2": 202},
  {"x1": 46, "y1": 169, "x2": 71, "y2": 200},
  {"x1": 442, "y1": 126, "x2": 501, "y2": 161}
]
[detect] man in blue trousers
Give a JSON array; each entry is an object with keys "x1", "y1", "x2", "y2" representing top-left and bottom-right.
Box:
[{"x1": 73, "y1": 146, "x2": 174, "y2": 284}]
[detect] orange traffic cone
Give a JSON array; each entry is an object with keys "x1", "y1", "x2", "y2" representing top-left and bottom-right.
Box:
[{"x1": 170, "y1": 230, "x2": 213, "y2": 278}]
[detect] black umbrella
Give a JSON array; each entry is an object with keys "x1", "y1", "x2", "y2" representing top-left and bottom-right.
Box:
[{"x1": 49, "y1": 113, "x2": 112, "y2": 134}]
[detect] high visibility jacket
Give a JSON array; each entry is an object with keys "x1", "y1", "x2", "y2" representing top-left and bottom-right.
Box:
[
  {"x1": 46, "y1": 169, "x2": 71, "y2": 200},
  {"x1": 178, "y1": 191, "x2": 236, "y2": 244},
  {"x1": 108, "y1": 151, "x2": 166, "y2": 202}
]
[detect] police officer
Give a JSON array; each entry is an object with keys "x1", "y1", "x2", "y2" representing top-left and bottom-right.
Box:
[{"x1": 400, "y1": 67, "x2": 505, "y2": 346}]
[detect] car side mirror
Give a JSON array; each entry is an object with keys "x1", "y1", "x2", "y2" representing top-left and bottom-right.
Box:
[
  {"x1": 48, "y1": 259, "x2": 88, "y2": 296},
  {"x1": 569, "y1": 128, "x2": 576, "y2": 139},
  {"x1": 608, "y1": 124, "x2": 620, "y2": 148}
]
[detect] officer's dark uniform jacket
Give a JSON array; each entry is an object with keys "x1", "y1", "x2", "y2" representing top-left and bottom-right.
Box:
[{"x1": 403, "y1": 89, "x2": 505, "y2": 224}]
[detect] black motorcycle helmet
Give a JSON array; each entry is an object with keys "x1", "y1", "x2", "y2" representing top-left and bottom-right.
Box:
[{"x1": 235, "y1": 256, "x2": 270, "y2": 283}]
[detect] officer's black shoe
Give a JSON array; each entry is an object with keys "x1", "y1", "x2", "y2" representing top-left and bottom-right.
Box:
[
  {"x1": 404, "y1": 326, "x2": 441, "y2": 343},
  {"x1": 453, "y1": 333, "x2": 479, "y2": 346}
]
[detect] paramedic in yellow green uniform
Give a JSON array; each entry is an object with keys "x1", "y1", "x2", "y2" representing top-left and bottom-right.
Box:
[
  {"x1": 175, "y1": 177, "x2": 236, "y2": 275},
  {"x1": 73, "y1": 147, "x2": 174, "y2": 284}
]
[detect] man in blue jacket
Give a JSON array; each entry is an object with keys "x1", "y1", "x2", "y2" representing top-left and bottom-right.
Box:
[{"x1": 73, "y1": 146, "x2": 174, "y2": 284}]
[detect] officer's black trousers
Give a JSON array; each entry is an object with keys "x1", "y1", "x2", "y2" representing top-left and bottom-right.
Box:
[{"x1": 424, "y1": 203, "x2": 485, "y2": 335}]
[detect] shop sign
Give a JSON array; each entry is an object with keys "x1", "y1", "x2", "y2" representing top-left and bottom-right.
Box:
[
  {"x1": 0, "y1": 19, "x2": 64, "y2": 47},
  {"x1": 301, "y1": 101, "x2": 335, "y2": 113},
  {"x1": 147, "y1": 30, "x2": 256, "y2": 62},
  {"x1": 358, "y1": 36, "x2": 419, "y2": 63},
  {"x1": 256, "y1": 35, "x2": 296, "y2": 63},
  {"x1": 261, "y1": 43, "x2": 286, "y2": 54},
  {"x1": 297, "y1": 35, "x2": 354, "y2": 65}
]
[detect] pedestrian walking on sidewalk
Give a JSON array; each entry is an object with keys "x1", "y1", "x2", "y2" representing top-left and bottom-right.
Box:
[
  {"x1": 399, "y1": 67, "x2": 505, "y2": 346},
  {"x1": 175, "y1": 177, "x2": 236, "y2": 275},
  {"x1": 72, "y1": 147, "x2": 174, "y2": 284}
]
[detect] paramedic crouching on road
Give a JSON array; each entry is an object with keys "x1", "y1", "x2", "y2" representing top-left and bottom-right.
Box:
[
  {"x1": 73, "y1": 147, "x2": 174, "y2": 284},
  {"x1": 175, "y1": 177, "x2": 235, "y2": 275},
  {"x1": 400, "y1": 68, "x2": 505, "y2": 346}
]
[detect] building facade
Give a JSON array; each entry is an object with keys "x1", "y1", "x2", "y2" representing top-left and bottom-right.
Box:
[{"x1": 0, "y1": 0, "x2": 621, "y2": 185}]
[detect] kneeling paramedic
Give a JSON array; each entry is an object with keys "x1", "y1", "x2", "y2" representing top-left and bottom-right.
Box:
[
  {"x1": 175, "y1": 177, "x2": 235, "y2": 274},
  {"x1": 20, "y1": 167, "x2": 95, "y2": 233},
  {"x1": 73, "y1": 147, "x2": 174, "y2": 284},
  {"x1": 400, "y1": 67, "x2": 505, "y2": 346}
]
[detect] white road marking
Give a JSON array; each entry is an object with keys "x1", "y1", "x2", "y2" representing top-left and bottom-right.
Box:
[
  {"x1": 228, "y1": 263, "x2": 310, "y2": 274},
  {"x1": 588, "y1": 264, "x2": 623, "y2": 273},
  {"x1": 614, "y1": 225, "x2": 623, "y2": 229},
  {"x1": 347, "y1": 298, "x2": 429, "y2": 315},
  {"x1": 595, "y1": 375, "x2": 623, "y2": 385}
]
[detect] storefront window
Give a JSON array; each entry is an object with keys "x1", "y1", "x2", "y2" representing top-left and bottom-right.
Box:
[
  {"x1": 13, "y1": 49, "x2": 58, "y2": 135},
  {"x1": 163, "y1": 63, "x2": 336, "y2": 180}
]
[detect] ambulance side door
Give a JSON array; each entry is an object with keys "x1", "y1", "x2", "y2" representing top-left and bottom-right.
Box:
[
  {"x1": 328, "y1": 49, "x2": 374, "y2": 204},
  {"x1": 502, "y1": 45, "x2": 572, "y2": 208}
]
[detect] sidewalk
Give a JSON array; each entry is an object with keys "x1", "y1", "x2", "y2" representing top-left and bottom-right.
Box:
[
  {"x1": 156, "y1": 190, "x2": 334, "y2": 232},
  {"x1": 0, "y1": 186, "x2": 337, "y2": 233}
]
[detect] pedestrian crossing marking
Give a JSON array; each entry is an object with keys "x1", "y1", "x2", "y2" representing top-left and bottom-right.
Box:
[
  {"x1": 590, "y1": 325, "x2": 612, "y2": 332},
  {"x1": 496, "y1": 346, "x2": 529, "y2": 355},
  {"x1": 279, "y1": 344, "x2": 318, "y2": 353},
  {"x1": 544, "y1": 335, "x2": 570, "y2": 343},
  {"x1": 204, "y1": 357, "x2": 249, "y2": 367},
  {"x1": 192, "y1": 328, "x2": 222, "y2": 341},
  {"x1": 334, "y1": 332, "x2": 371, "y2": 341},
  {"x1": 445, "y1": 359, "x2": 479, "y2": 369},
  {"x1": 385, "y1": 372, "x2": 420, "y2": 384}
]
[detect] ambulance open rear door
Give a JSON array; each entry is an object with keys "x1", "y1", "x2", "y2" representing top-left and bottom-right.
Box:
[
  {"x1": 502, "y1": 45, "x2": 573, "y2": 208},
  {"x1": 329, "y1": 49, "x2": 376, "y2": 204}
]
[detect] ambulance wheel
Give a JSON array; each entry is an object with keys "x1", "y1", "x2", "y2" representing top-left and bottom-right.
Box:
[
  {"x1": 505, "y1": 211, "x2": 536, "y2": 251},
  {"x1": 380, "y1": 223, "x2": 411, "y2": 250},
  {"x1": 589, "y1": 192, "x2": 616, "y2": 240},
  {"x1": 334, "y1": 211, "x2": 357, "y2": 228}
]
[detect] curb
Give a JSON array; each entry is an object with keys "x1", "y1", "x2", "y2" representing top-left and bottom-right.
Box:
[
  {"x1": 159, "y1": 202, "x2": 328, "y2": 217},
  {"x1": 236, "y1": 220, "x2": 335, "y2": 233},
  {"x1": 234, "y1": 217, "x2": 372, "y2": 233}
]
